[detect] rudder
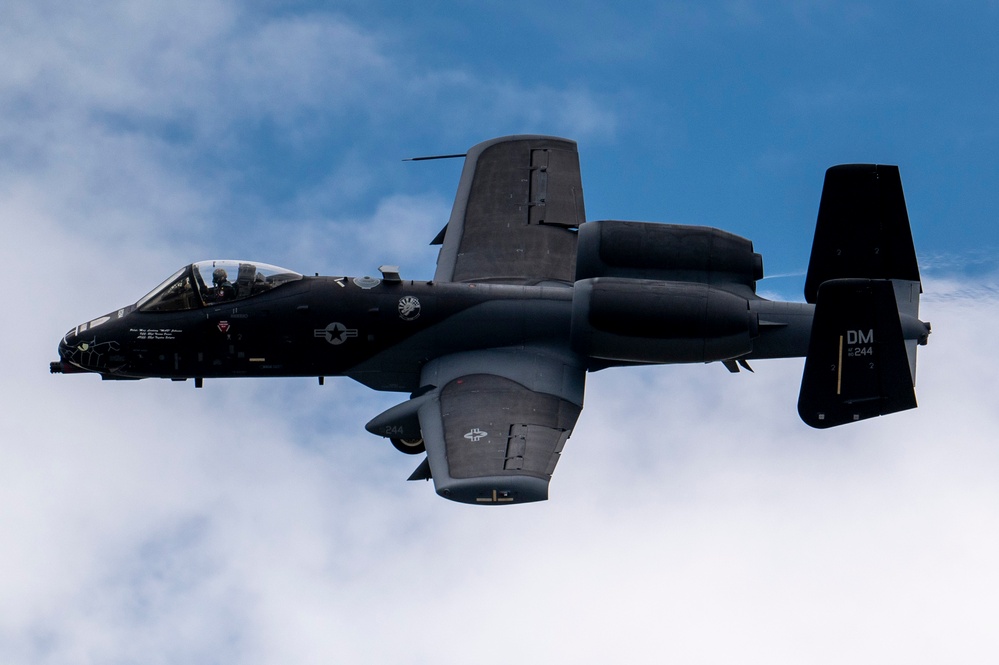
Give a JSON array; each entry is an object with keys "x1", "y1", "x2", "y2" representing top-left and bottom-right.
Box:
[{"x1": 798, "y1": 279, "x2": 917, "y2": 428}]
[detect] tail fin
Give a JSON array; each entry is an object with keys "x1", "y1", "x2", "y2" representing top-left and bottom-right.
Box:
[
  {"x1": 798, "y1": 165, "x2": 930, "y2": 429},
  {"x1": 804, "y1": 165, "x2": 920, "y2": 303},
  {"x1": 798, "y1": 279, "x2": 920, "y2": 428}
]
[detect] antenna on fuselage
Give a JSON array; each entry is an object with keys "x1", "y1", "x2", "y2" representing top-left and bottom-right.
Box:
[{"x1": 402, "y1": 153, "x2": 466, "y2": 162}]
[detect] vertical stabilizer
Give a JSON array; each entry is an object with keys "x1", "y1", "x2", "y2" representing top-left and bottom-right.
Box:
[
  {"x1": 798, "y1": 164, "x2": 929, "y2": 428},
  {"x1": 804, "y1": 164, "x2": 920, "y2": 303}
]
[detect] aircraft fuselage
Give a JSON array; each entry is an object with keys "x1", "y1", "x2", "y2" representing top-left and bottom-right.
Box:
[{"x1": 56, "y1": 276, "x2": 579, "y2": 392}]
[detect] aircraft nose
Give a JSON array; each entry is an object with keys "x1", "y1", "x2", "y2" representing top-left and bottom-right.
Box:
[
  {"x1": 52, "y1": 309, "x2": 133, "y2": 375},
  {"x1": 52, "y1": 328, "x2": 81, "y2": 373},
  {"x1": 52, "y1": 326, "x2": 99, "y2": 374}
]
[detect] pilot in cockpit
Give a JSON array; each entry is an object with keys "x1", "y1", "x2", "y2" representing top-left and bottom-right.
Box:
[{"x1": 211, "y1": 268, "x2": 235, "y2": 302}]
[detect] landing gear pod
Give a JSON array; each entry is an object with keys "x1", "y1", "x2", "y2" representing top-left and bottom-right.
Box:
[{"x1": 390, "y1": 437, "x2": 426, "y2": 455}]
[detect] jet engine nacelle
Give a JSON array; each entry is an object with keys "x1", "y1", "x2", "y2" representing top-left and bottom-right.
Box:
[
  {"x1": 575, "y1": 220, "x2": 763, "y2": 288},
  {"x1": 571, "y1": 277, "x2": 759, "y2": 364}
]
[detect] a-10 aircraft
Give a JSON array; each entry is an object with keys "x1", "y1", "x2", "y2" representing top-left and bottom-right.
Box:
[{"x1": 53, "y1": 135, "x2": 931, "y2": 505}]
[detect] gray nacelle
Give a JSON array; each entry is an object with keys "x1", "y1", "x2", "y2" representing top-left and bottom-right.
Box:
[
  {"x1": 570, "y1": 277, "x2": 758, "y2": 364},
  {"x1": 574, "y1": 220, "x2": 763, "y2": 287},
  {"x1": 570, "y1": 221, "x2": 762, "y2": 365}
]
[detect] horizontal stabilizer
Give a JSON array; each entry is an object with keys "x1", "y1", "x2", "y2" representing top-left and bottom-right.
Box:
[{"x1": 798, "y1": 279, "x2": 917, "y2": 428}]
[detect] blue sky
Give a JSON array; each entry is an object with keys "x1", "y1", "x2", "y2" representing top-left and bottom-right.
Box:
[{"x1": 3, "y1": 2, "x2": 999, "y2": 663}]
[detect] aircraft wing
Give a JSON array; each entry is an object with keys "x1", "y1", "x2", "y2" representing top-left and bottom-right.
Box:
[
  {"x1": 414, "y1": 347, "x2": 585, "y2": 504},
  {"x1": 433, "y1": 135, "x2": 586, "y2": 284}
]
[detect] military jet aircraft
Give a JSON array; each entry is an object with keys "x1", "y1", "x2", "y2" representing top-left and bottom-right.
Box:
[{"x1": 53, "y1": 135, "x2": 931, "y2": 505}]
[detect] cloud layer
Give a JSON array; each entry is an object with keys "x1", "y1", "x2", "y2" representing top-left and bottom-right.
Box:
[{"x1": 7, "y1": 271, "x2": 999, "y2": 663}]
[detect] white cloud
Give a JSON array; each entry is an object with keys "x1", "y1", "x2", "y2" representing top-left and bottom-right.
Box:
[
  {"x1": 7, "y1": 228, "x2": 999, "y2": 663},
  {"x1": 272, "y1": 193, "x2": 451, "y2": 277}
]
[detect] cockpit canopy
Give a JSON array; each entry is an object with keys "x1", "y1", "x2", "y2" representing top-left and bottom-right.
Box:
[{"x1": 137, "y1": 260, "x2": 303, "y2": 312}]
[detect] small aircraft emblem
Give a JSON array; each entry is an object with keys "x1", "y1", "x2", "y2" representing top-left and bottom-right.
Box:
[
  {"x1": 463, "y1": 428, "x2": 487, "y2": 442},
  {"x1": 314, "y1": 322, "x2": 358, "y2": 345},
  {"x1": 398, "y1": 296, "x2": 421, "y2": 321}
]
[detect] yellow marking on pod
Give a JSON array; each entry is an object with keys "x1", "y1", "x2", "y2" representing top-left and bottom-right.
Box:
[
  {"x1": 475, "y1": 489, "x2": 515, "y2": 503},
  {"x1": 837, "y1": 335, "x2": 844, "y2": 395}
]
